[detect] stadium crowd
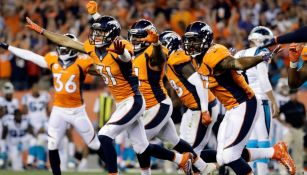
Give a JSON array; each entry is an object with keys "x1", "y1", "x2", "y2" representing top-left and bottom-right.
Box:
[
  {"x1": 0, "y1": 0, "x2": 306, "y2": 89},
  {"x1": 0, "y1": 0, "x2": 307, "y2": 174}
]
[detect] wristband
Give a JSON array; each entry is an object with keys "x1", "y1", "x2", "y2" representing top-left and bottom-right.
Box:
[{"x1": 289, "y1": 61, "x2": 298, "y2": 68}]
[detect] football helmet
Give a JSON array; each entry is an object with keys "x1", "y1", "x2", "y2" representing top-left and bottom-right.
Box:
[
  {"x1": 89, "y1": 16, "x2": 121, "y2": 47},
  {"x1": 183, "y1": 21, "x2": 213, "y2": 57},
  {"x1": 248, "y1": 26, "x2": 274, "y2": 47},
  {"x1": 159, "y1": 31, "x2": 182, "y2": 55},
  {"x1": 128, "y1": 19, "x2": 157, "y2": 53},
  {"x1": 56, "y1": 33, "x2": 78, "y2": 61}
]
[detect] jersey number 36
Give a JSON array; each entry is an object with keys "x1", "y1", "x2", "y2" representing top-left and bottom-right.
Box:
[{"x1": 53, "y1": 73, "x2": 77, "y2": 93}]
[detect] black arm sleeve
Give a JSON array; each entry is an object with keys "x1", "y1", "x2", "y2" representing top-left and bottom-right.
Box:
[{"x1": 277, "y1": 26, "x2": 307, "y2": 44}]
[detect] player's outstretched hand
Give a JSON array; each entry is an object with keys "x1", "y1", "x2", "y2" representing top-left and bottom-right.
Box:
[
  {"x1": 262, "y1": 45, "x2": 282, "y2": 62},
  {"x1": 0, "y1": 42, "x2": 9, "y2": 50},
  {"x1": 26, "y1": 17, "x2": 44, "y2": 34},
  {"x1": 86, "y1": 1, "x2": 98, "y2": 15},
  {"x1": 201, "y1": 111, "x2": 212, "y2": 126},
  {"x1": 289, "y1": 43, "x2": 304, "y2": 63},
  {"x1": 138, "y1": 30, "x2": 159, "y2": 44},
  {"x1": 106, "y1": 39, "x2": 125, "y2": 55}
]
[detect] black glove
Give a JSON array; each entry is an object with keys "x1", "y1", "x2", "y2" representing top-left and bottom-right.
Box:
[{"x1": 0, "y1": 42, "x2": 9, "y2": 50}]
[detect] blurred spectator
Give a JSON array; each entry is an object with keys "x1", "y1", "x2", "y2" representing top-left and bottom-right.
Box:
[
  {"x1": 280, "y1": 90, "x2": 306, "y2": 173},
  {"x1": 0, "y1": 49, "x2": 12, "y2": 88}
]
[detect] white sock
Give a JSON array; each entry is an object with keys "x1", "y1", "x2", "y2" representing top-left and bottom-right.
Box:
[
  {"x1": 173, "y1": 152, "x2": 183, "y2": 165},
  {"x1": 256, "y1": 162, "x2": 269, "y2": 175},
  {"x1": 78, "y1": 158, "x2": 88, "y2": 170},
  {"x1": 247, "y1": 148, "x2": 274, "y2": 161},
  {"x1": 68, "y1": 142, "x2": 75, "y2": 157},
  {"x1": 141, "y1": 168, "x2": 151, "y2": 175},
  {"x1": 193, "y1": 156, "x2": 206, "y2": 171}
]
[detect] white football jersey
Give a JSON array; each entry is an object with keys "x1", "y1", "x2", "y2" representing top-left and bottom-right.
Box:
[
  {"x1": 4, "y1": 116, "x2": 30, "y2": 146},
  {"x1": 0, "y1": 97, "x2": 19, "y2": 123},
  {"x1": 22, "y1": 92, "x2": 50, "y2": 133},
  {"x1": 0, "y1": 97, "x2": 19, "y2": 115},
  {"x1": 234, "y1": 47, "x2": 272, "y2": 100}
]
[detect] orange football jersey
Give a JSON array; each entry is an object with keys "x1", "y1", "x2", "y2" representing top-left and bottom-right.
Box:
[
  {"x1": 44, "y1": 52, "x2": 93, "y2": 108},
  {"x1": 84, "y1": 39, "x2": 139, "y2": 103},
  {"x1": 133, "y1": 45, "x2": 168, "y2": 109},
  {"x1": 166, "y1": 50, "x2": 200, "y2": 110},
  {"x1": 194, "y1": 44, "x2": 254, "y2": 110}
]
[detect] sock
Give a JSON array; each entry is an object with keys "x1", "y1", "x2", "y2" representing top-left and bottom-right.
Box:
[
  {"x1": 255, "y1": 141, "x2": 270, "y2": 175},
  {"x1": 247, "y1": 148, "x2": 274, "y2": 161},
  {"x1": 173, "y1": 139, "x2": 197, "y2": 157},
  {"x1": 246, "y1": 140, "x2": 258, "y2": 171},
  {"x1": 96, "y1": 145, "x2": 106, "y2": 162},
  {"x1": 193, "y1": 156, "x2": 207, "y2": 172},
  {"x1": 68, "y1": 142, "x2": 75, "y2": 157},
  {"x1": 136, "y1": 146, "x2": 151, "y2": 169},
  {"x1": 49, "y1": 150, "x2": 61, "y2": 175},
  {"x1": 200, "y1": 149, "x2": 217, "y2": 162},
  {"x1": 227, "y1": 158, "x2": 252, "y2": 175},
  {"x1": 78, "y1": 158, "x2": 88, "y2": 170},
  {"x1": 173, "y1": 152, "x2": 183, "y2": 165},
  {"x1": 98, "y1": 135, "x2": 118, "y2": 173},
  {"x1": 141, "y1": 168, "x2": 151, "y2": 175},
  {"x1": 148, "y1": 144, "x2": 175, "y2": 162}
]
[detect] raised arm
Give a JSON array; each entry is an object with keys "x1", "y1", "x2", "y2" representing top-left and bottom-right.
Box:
[
  {"x1": 287, "y1": 43, "x2": 307, "y2": 89},
  {"x1": 26, "y1": 17, "x2": 85, "y2": 53},
  {"x1": 263, "y1": 26, "x2": 307, "y2": 47},
  {"x1": 215, "y1": 46, "x2": 281, "y2": 73},
  {"x1": 139, "y1": 30, "x2": 166, "y2": 71},
  {"x1": 0, "y1": 42, "x2": 47, "y2": 68}
]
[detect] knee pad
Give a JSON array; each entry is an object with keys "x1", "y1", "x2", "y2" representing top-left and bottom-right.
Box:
[{"x1": 87, "y1": 136, "x2": 100, "y2": 151}]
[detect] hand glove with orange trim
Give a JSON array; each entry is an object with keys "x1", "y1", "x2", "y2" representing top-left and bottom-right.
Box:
[
  {"x1": 86, "y1": 1, "x2": 98, "y2": 15},
  {"x1": 138, "y1": 30, "x2": 159, "y2": 45},
  {"x1": 201, "y1": 111, "x2": 212, "y2": 126},
  {"x1": 26, "y1": 17, "x2": 44, "y2": 34},
  {"x1": 106, "y1": 39, "x2": 125, "y2": 55},
  {"x1": 289, "y1": 43, "x2": 304, "y2": 68}
]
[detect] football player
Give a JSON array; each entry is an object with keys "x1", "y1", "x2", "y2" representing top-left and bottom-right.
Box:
[
  {"x1": 234, "y1": 26, "x2": 279, "y2": 175},
  {"x1": 22, "y1": 83, "x2": 50, "y2": 169},
  {"x1": 0, "y1": 33, "x2": 105, "y2": 175},
  {"x1": 2, "y1": 109, "x2": 34, "y2": 170},
  {"x1": 159, "y1": 31, "x2": 219, "y2": 156},
  {"x1": 24, "y1": 3, "x2": 194, "y2": 175},
  {"x1": 128, "y1": 20, "x2": 212, "y2": 174},
  {"x1": 0, "y1": 82, "x2": 19, "y2": 121},
  {"x1": 183, "y1": 21, "x2": 296, "y2": 175}
]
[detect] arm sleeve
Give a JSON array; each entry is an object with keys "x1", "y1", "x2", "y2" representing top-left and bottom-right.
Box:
[
  {"x1": 118, "y1": 49, "x2": 132, "y2": 62},
  {"x1": 8, "y1": 46, "x2": 48, "y2": 68},
  {"x1": 256, "y1": 62, "x2": 273, "y2": 93},
  {"x1": 187, "y1": 72, "x2": 209, "y2": 112},
  {"x1": 277, "y1": 26, "x2": 307, "y2": 44}
]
